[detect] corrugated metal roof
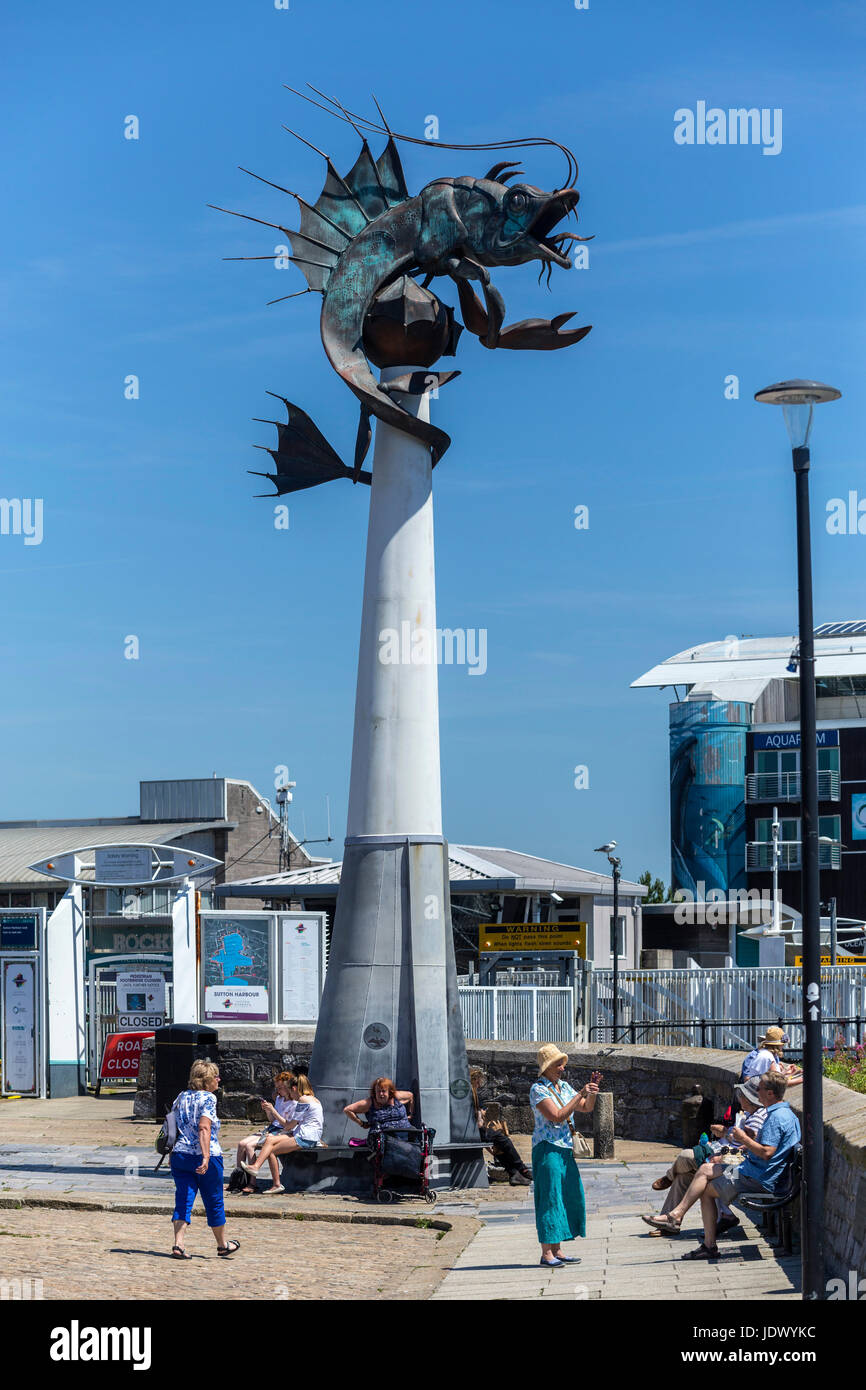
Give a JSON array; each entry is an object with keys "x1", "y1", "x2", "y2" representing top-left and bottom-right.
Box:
[
  {"x1": 216, "y1": 845, "x2": 647, "y2": 898},
  {"x1": 0, "y1": 822, "x2": 233, "y2": 885}
]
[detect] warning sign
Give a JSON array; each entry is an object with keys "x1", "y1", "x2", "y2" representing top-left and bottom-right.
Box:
[
  {"x1": 99, "y1": 1031, "x2": 153, "y2": 1080},
  {"x1": 794, "y1": 955, "x2": 866, "y2": 966},
  {"x1": 479, "y1": 922, "x2": 587, "y2": 955}
]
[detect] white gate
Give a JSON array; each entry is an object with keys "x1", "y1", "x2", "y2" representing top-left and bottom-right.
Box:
[
  {"x1": 459, "y1": 985, "x2": 574, "y2": 1041},
  {"x1": 86, "y1": 954, "x2": 173, "y2": 1086}
]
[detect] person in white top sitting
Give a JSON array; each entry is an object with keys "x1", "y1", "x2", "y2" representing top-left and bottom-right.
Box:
[
  {"x1": 740, "y1": 1027, "x2": 802, "y2": 1087},
  {"x1": 240, "y1": 1074, "x2": 324, "y2": 1192},
  {"x1": 236, "y1": 1071, "x2": 297, "y2": 1196}
]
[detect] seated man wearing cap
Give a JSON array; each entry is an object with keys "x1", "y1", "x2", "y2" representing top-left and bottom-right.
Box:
[
  {"x1": 642, "y1": 1077, "x2": 768, "y2": 1237},
  {"x1": 646, "y1": 1070, "x2": 801, "y2": 1259}
]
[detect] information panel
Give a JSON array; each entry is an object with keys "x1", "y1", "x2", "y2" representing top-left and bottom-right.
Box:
[
  {"x1": 0, "y1": 914, "x2": 38, "y2": 951},
  {"x1": 2, "y1": 959, "x2": 37, "y2": 1095},
  {"x1": 202, "y1": 914, "x2": 271, "y2": 1022},
  {"x1": 94, "y1": 846, "x2": 154, "y2": 884},
  {"x1": 279, "y1": 916, "x2": 325, "y2": 1023}
]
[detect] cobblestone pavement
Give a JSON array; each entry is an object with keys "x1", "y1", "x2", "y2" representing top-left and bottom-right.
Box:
[
  {"x1": 0, "y1": 1205, "x2": 457, "y2": 1301},
  {"x1": 432, "y1": 1163, "x2": 801, "y2": 1301}
]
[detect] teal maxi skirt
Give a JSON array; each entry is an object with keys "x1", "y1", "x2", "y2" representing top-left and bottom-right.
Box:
[{"x1": 532, "y1": 1141, "x2": 586, "y2": 1245}]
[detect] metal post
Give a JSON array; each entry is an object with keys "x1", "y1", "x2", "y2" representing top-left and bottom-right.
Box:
[
  {"x1": 793, "y1": 442, "x2": 825, "y2": 1301},
  {"x1": 612, "y1": 861, "x2": 620, "y2": 1042},
  {"x1": 829, "y1": 896, "x2": 837, "y2": 966}
]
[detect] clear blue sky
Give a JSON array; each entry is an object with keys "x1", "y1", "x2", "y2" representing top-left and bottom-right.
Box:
[{"x1": 2, "y1": 0, "x2": 864, "y2": 885}]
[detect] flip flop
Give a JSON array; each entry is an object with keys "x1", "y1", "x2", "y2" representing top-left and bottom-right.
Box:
[
  {"x1": 652, "y1": 1176, "x2": 673, "y2": 1191},
  {"x1": 171, "y1": 1245, "x2": 191, "y2": 1260},
  {"x1": 217, "y1": 1239, "x2": 241, "y2": 1258}
]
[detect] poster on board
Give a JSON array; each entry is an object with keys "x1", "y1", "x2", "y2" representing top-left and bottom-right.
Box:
[
  {"x1": 280, "y1": 917, "x2": 323, "y2": 1023},
  {"x1": 202, "y1": 914, "x2": 271, "y2": 1022},
  {"x1": 3, "y1": 959, "x2": 37, "y2": 1095},
  {"x1": 115, "y1": 969, "x2": 166, "y2": 1029}
]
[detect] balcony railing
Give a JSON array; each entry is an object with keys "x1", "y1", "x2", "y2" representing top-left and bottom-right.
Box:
[
  {"x1": 745, "y1": 770, "x2": 840, "y2": 802},
  {"x1": 746, "y1": 841, "x2": 842, "y2": 871}
]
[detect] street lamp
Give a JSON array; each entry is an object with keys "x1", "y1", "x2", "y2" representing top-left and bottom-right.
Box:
[
  {"x1": 594, "y1": 842, "x2": 621, "y2": 1042},
  {"x1": 754, "y1": 377, "x2": 841, "y2": 1303}
]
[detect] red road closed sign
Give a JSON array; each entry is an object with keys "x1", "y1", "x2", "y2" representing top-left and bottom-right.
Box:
[{"x1": 99, "y1": 1031, "x2": 153, "y2": 1080}]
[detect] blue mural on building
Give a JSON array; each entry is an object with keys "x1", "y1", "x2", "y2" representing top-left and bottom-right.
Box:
[{"x1": 670, "y1": 700, "x2": 750, "y2": 896}]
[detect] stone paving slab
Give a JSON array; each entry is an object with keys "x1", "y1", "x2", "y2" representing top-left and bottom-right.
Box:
[{"x1": 432, "y1": 1163, "x2": 800, "y2": 1302}]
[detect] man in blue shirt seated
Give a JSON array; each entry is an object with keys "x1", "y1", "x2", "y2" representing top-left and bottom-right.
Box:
[{"x1": 645, "y1": 1070, "x2": 800, "y2": 1260}]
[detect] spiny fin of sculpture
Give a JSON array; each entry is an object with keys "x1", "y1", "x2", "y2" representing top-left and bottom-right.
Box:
[
  {"x1": 286, "y1": 135, "x2": 410, "y2": 296},
  {"x1": 251, "y1": 394, "x2": 371, "y2": 495}
]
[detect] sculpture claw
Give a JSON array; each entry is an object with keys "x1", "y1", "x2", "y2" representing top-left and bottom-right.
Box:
[{"x1": 455, "y1": 281, "x2": 590, "y2": 352}]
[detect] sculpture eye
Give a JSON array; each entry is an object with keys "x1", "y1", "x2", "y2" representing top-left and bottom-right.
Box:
[{"x1": 509, "y1": 192, "x2": 528, "y2": 212}]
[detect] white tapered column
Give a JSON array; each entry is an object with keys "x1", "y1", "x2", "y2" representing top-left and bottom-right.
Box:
[
  {"x1": 309, "y1": 368, "x2": 483, "y2": 1188},
  {"x1": 346, "y1": 368, "x2": 441, "y2": 837}
]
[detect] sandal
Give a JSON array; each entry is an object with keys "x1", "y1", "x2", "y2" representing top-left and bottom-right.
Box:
[
  {"x1": 643, "y1": 1214, "x2": 681, "y2": 1232},
  {"x1": 680, "y1": 1242, "x2": 719, "y2": 1261},
  {"x1": 171, "y1": 1245, "x2": 191, "y2": 1260},
  {"x1": 652, "y1": 1176, "x2": 673, "y2": 1191},
  {"x1": 217, "y1": 1239, "x2": 241, "y2": 1258}
]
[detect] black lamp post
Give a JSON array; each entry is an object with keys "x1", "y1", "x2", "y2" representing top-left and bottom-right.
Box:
[
  {"x1": 754, "y1": 377, "x2": 841, "y2": 1303},
  {"x1": 595, "y1": 842, "x2": 622, "y2": 1041}
]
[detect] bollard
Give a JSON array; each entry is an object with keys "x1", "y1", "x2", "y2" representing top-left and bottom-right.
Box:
[{"x1": 593, "y1": 1091, "x2": 614, "y2": 1158}]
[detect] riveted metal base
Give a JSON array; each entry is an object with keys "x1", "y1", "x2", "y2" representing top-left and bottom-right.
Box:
[{"x1": 305, "y1": 835, "x2": 486, "y2": 1190}]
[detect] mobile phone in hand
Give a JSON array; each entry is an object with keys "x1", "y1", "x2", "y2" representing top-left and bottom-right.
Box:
[{"x1": 591, "y1": 1070, "x2": 603, "y2": 1085}]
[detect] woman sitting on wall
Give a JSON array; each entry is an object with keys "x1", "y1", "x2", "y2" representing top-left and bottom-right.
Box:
[
  {"x1": 236, "y1": 1071, "x2": 297, "y2": 1196},
  {"x1": 740, "y1": 1027, "x2": 802, "y2": 1087},
  {"x1": 240, "y1": 1074, "x2": 324, "y2": 1192},
  {"x1": 470, "y1": 1066, "x2": 532, "y2": 1186}
]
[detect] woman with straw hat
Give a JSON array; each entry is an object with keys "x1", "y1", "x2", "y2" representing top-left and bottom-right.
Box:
[
  {"x1": 530, "y1": 1044, "x2": 599, "y2": 1268},
  {"x1": 740, "y1": 1026, "x2": 802, "y2": 1087}
]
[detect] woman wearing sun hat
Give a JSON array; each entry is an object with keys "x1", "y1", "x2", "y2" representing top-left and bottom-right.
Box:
[
  {"x1": 740, "y1": 1026, "x2": 802, "y2": 1086},
  {"x1": 530, "y1": 1044, "x2": 599, "y2": 1268}
]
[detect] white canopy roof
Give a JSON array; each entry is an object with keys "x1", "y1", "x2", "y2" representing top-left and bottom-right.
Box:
[{"x1": 632, "y1": 626, "x2": 866, "y2": 697}]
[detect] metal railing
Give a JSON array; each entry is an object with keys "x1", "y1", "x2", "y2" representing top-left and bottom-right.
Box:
[
  {"x1": 746, "y1": 841, "x2": 841, "y2": 871},
  {"x1": 745, "y1": 770, "x2": 840, "y2": 802},
  {"x1": 588, "y1": 964, "x2": 866, "y2": 1050},
  {"x1": 459, "y1": 985, "x2": 574, "y2": 1041}
]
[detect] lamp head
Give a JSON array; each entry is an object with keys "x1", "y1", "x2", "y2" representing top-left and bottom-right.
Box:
[{"x1": 754, "y1": 378, "x2": 841, "y2": 449}]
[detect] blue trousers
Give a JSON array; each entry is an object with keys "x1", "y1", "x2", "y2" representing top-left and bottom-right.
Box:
[
  {"x1": 532, "y1": 1141, "x2": 586, "y2": 1245},
  {"x1": 170, "y1": 1151, "x2": 225, "y2": 1227}
]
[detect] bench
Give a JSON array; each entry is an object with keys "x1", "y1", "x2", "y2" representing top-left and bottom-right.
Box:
[
  {"x1": 278, "y1": 1137, "x2": 487, "y2": 1194},
  {"x1": 737, "y1": 1145, "x2": 802, "y2": 1255}
]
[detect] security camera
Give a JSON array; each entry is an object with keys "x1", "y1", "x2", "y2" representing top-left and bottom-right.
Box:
[{"x1": 255, "y1": 806, "x2": 264, "y2": 815}]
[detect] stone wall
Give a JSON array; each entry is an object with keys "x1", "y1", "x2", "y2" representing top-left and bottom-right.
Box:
[{"x1": 134, "y1": 1030, "x2": 866, "y2": 1279}]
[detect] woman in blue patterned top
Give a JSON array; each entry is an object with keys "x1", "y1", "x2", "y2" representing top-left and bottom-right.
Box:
[
  {"x1": 531, "y1": 1044, "x2": 599, "y2": 1268},
  {"x1": 169, "y1": 1059, "x2": 240, "y2": 1260}
]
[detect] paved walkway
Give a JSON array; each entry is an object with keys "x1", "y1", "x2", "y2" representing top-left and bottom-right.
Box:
[
  {"x1": 433, "y1": 1164, "x2": 801, "y2": 1301},
  {"x1": 0, "y1": 1102, "x2": 802, "y2": 1301}
]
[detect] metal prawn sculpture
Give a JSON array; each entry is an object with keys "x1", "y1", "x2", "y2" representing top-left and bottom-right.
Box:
[{"x1": 212, "y1": 88, "x2": 592, "y2": 496}]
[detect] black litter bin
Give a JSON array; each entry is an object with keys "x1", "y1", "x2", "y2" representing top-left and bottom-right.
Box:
[{"x1": 154, "y1": 1023, "x2": 219, "y2": 1117}]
